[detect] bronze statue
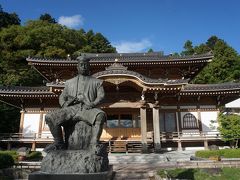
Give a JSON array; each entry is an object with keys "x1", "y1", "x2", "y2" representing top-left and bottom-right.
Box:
[{"x1": 44, "y1": 54, "x2": 106, "y2": 153}]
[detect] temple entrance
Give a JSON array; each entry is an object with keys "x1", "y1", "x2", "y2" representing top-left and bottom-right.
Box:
[
  {"x1": 100, "y1": 108, "x2": 141, "y2": 140},
  {"x1": 159, "y1": 112, "x2": 176, "y2": 132}
]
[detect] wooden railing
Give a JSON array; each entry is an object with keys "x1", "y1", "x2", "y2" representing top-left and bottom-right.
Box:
[
  {"x1": 160, "y1": 131, "x2": 221, "y2": 141},
  {"x1": 0, "y1": 132, "x2": 53, "y2": 142},
  {"x1": 0, "y1": 131, "x2": 222, "y2": 153},
  {"x1": 0, "y1": 131, "x2": 221, "y2": 142}
]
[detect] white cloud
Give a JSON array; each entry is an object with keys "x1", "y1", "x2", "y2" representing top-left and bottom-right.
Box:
[
  {"x1": 113, "y1": 39, "x2": 152, "y2": 53},
  {"x1": 58, "y1": 15, "x2": 84, "y2": 28}
]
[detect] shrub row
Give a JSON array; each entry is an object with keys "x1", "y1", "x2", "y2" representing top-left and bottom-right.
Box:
[
  {"x1": 26, "y1": 151, "x2": 42, "y2": 160},
  {"x1": 195, "y1": 149, "x2": 240, "y2": 158},
  {"x1": 0, "y1": 153, "x2": 14, "y2": 169},
  {"x1": 0, "y1": 151, "x2": 18, "y2": 162}
]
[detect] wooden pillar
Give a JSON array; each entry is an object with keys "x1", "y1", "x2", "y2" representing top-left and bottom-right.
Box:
[
  {"x1": 197, "y1": 97, "x2": 202, "y2": 132},
  {"x1": 177, "y1": 96, "x2": 183, "y2": 151},
  {"x1": 178, "y1": 140, "x2": 182, "y2": 151},
  {"x1": 38, "y1": 111, "x2": 44, "y2": 138},
  {"x1": 19, "y1": 110, "x2": 25, "y2": 134},
  {"x1": 7, "y1": 142, "x2": 11, "y2": 150},
  {"x1": 177, "y1": 96, "x2": 182, "y2": 133},
  {"x1": 140, "y1": 107, "x2": 148, "y2": 153},
  {"x1": 176, "y1": 111, "x2": 182, "y2": 151},
  {"x1": 204, "y1": 140, "x2": 209, "y2": 150},
  {"x1": 153, "y1": 107, "x2": 161, "y2": 153},
  {"x1": 31, "y1": 141, "x2": 36, "y2": 151}
]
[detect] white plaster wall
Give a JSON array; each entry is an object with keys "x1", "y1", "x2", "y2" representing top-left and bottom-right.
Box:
[
  {"x1": 23, "y1": 113, "x2": 40, "y2": 137},
  {"x1": 201, "y1": 111, "x2": 218, "y2": 133},
  {"x1": 225, "y1": 98, "x2": 240, "y2": 108}
]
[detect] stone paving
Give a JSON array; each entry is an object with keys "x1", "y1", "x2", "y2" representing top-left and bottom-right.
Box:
[
  {"x1": 109, "y1": 150, "x2": 240, "y2": 179},
  {"x1": 109, "y1": 150, "x2": 196, "y2": 179}
]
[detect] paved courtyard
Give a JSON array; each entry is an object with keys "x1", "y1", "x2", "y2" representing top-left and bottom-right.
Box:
[{"x1": 109, "y1": 150, "x2": 196, "y2": 179}]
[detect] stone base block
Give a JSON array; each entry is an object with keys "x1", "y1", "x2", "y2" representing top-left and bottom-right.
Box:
[
  {"x1": 29, "y1": 165, "x2": 113, "y2": 180},
  {"x1": 41, "y1": 150, "x2": 109, "y2": 174}
]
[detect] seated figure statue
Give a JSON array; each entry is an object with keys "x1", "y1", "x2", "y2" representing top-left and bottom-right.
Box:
[{"x1": 44, "y1": 54, "x2": 106, "y2": 153}]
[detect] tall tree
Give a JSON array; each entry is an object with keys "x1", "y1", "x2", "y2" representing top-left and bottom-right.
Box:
[
  {"x1": 0, "y1": 5, "x2": 20, "y2": 29},
  {"x1": 193, "y1": 36, "x2": 240, "y2": 84},
  {"x1": 0, "y1": 17, "x2": 116, "y2": 133},
  {"x1": 181, "y1": 40, "x2": 194, "y2": 56},
  {"x1": 39, "y1": 13, "x2": 57, "y2": 24},
  {"x1": 194, "y1": 43, "x2": 211, "y2": 54},
  {"x1": 148, "y1": 48, "x2": 154, "y2": 53},
  {"x1": 206, "y1": 36, "x2": 219, "y2": 50},
  {"x1": 75, "y1": 30, "x2": 116, "y2": 54}
]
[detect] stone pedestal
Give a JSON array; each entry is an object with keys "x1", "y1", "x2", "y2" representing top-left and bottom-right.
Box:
[
  {"x1": 41, "y1": 150, "x2": 109, "y2": 174},
  {"x1": 31, "y1": 112, "x2": 111, "y2": 179},
  {"x1": 64, "y1": 121, "x2": 92, "y2": 150},
  {"x1": 29, "y1": 165, "x2": 113, "y2": 180}
]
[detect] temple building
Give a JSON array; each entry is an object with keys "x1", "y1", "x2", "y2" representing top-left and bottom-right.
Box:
[{"x1": 1, "y1": 52, "x2": 240, "y2": 153}]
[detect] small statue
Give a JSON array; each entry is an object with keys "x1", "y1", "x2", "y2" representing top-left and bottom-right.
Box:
[{"x1": 44, "y1": 54, "x2": 106, "y2": 153}]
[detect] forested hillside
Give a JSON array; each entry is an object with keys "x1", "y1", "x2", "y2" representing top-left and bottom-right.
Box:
[{"x1": 0, "y1": 6, "x2": 116, "y2": 133}]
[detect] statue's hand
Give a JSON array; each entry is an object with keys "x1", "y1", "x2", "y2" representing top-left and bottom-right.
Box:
[
  {"x1": 82, "y1": 102, "x2": 94, "y2": 110},
  {"x1": 77, "y1": 94, "x2": 84, "y2": 102}
]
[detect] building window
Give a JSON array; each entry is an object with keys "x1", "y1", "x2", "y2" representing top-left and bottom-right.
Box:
[
  {"x1": 120, "y1": 114, "x2": 133, "y2": 128},
  {"x1": 106, "y1": 114, "x2": 140, "y2": 128},
  {"x1": 107, "y1": 115, "x2": 119, "y2": 128},
  {"x1": 183, "y1": 113, "x2": 198, "y2": 129}
]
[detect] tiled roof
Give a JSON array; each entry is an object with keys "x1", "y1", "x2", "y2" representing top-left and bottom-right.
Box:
[
  {"x1": 92, "y1": 63, "x2": 189, "y2": 85},
  {"x1": 183, "y1": 83, "x2": 240, "y2": 92},
  {"x1": 26, "y1": 52, "x2": 213, "y2": 64},
  {"x1": 0, "y1": 86, "x2": 53, "y2": 94}
]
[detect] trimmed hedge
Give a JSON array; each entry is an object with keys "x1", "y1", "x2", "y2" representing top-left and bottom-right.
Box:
[
  {"x1": 0, "y1": 153, "x2": 14, "y2": 169},
  {"x1": 26, "y1": 151, "x2": 42, "y2": 161},
  {"x1": 0, "y1": 151, "x2": 18, "y2": 162},
  {"x1": 223, "y1": 149, "x2": 240, "y2": 158},
  {"x1": 195, "y1": 149, "x2": 240, "y2": 158}
]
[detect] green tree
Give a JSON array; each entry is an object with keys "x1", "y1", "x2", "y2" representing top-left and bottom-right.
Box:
[
  {"x1": 194, "y1": 43, "x2": 211, "y2": 54},
  {"x1": 75, "y1": 30, "x2": 116, "y2": 54},
  {"x1": 39, "y1": 13, "x2": 57, "y2": 24},
  {"x1": 0, "y1": 5, "x2": 20, "y2": 29},
  {"x1": 0, "y1": 11, "x2": 116, "y2": 133},
  {"x1": 0, "y1": 103, "x2": 20, "y2": 133},
  {"x1": 218, "y1": 113, "x2": 240, "y2": 148},
  {"x1": 148, "y1": 48, "x2": 154, "y2": 53},
  {"x1": 181, "y1": 40, "x2": 194, "y2": 56},
  {"x1": 206, "y1": 36, "x2": 219, "y2": 50},
  {"x1": 193, "y1": 37, "x2": 240, "y2": 83}
]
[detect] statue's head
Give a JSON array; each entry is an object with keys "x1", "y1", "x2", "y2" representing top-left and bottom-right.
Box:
[{"x1": 77, "y1": 54, "x2": 90, "y2": 76}]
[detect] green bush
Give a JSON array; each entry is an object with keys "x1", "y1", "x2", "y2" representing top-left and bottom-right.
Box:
[
  {"x1": 0, "y1": 153, "x2": 14, "y2": 169},
  {"x1": 195, "y1": 150, "x2": 221, "y2": 158},
  {"x1": 223, "y1": 149, "x2": 240, "y2": 158},
  {"x1": 0, "y1": 150, "x2": 18, "y2": 162},
  {"x1": 26, "y1": 151, "x2": 42, "y2": 160},
  {"x1": 157, "y1": 168, "x2": 240, "y2": 180},
  {"x1": 195, "y1": 149, "x2": 240, "y2": 158}
]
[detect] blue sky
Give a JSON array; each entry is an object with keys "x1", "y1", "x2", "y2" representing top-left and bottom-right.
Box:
[{"x1": 1, "y1": 0, "x2": 240, "y2": 54}]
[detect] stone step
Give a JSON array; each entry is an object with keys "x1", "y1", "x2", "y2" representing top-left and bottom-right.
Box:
[{"x1": 113, "y1": 171, "x2": 154, "y2": 180}]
